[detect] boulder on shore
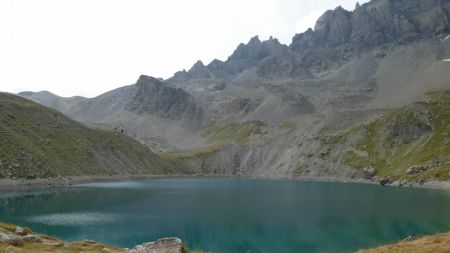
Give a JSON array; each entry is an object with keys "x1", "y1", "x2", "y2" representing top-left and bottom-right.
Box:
[
  {"x1": 127, "y1": 237, "x2": 183, "y2": 253},
  {"x1": 405, "y1": 165, "x2": 427, "y2": 175},
  {"x1": 379, "y1": 177, "x2": 394, "y2": 186},
  {"x1": 363, "y1": 167, "x2": 377, "y2": 179}
]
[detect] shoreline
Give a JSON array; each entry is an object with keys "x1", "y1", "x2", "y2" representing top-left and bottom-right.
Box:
[{"x1": 1, "y1": 174, "x2": 449, "y2": 192}]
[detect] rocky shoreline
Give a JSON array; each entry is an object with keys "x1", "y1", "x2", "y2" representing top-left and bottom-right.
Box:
[
  {"x1": 2, "y1": 220, "x2": 450, "y2": 253},
  {"x1": 0, "y1": 221, "x2": 187, "y2": 253},
  {"x1": 0, "y1": 174, "x2": 449, "y2": 192}
]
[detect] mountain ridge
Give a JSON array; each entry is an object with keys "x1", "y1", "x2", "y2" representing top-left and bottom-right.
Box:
[{"x1": 19, "y1": 0, "x2": 450, "y2": 184}]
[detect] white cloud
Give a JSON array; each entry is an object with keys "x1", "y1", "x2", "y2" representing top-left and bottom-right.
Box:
[{"x1": 0, "y1": 0, "x2": 368, "y2": 97}]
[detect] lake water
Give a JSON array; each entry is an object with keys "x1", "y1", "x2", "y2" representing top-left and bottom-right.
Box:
[{"x1": 1, "y1": 179, "x2": 450, "y2": 253}]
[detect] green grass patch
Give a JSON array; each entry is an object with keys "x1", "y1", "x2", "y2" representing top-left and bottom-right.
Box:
[
  {"x1": 336, "y1": 91, "x2": 450, "y2": 181},
  {"x1": 201, "y1": 120, "x2": 267, "y2": 144},
  {"x1": 160, "y1": 144, "x2": 224, "y2": 161}
]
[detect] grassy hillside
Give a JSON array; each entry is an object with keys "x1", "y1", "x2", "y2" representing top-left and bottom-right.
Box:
[
  {"x1": 322, "y1": 91, "x2": 450, "y2": 182},
  {"x1": 356, "y1": 232, "x2": 450, "y2": 253},
  {"x1": 0, "y1": 93, "x2": 188, "y2": 179}
]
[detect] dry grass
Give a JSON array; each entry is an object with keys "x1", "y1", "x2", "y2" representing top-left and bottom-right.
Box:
[{"x1": 356, "y1": 232, "x2": 450, "y2": 253}]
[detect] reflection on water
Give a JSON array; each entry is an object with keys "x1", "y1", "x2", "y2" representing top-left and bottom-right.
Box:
[
  {"x1": 27, "y1": 212, "x2": 120, "y2": 226},
  {"x1": 1, "y1": 179, "x2": 450, "y2": 253}
]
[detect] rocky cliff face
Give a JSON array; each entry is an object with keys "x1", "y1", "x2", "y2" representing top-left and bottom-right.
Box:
[
  {"x1": 288, "y1": 0, "x2": 450, "y2": 76},
  {"x1": 126, "y1": 75, "x2": 203, "y2": 121}
]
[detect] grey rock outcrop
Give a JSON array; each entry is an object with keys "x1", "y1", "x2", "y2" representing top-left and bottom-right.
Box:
[
  {"x1": 363, "y1": 167, "x2": 377, "y2": 179},
  {"x1": 226, "y1": 36, "x2": 288, "y2": 74},
  {"x1": 379, "y1": 177, "x2": 394, "y2": 186},
  {"x1": 0, "y1": 231, "x2": 41, "y2": 246},
  {"x1": 13, "y1": 227, "x2": 24, "y2": 235},
  {"x1": 0, "y1": 232, "x2": 11, "y2": 243},
  {"x1": 314, "y1": 6, "x2": 352, "y2": 46},
  {"x1": 406, "y1": 165, "x2": 427, "y2": 175},
  {"x1": 126, "y1": 75, "x2": 203, "y2": 121},
  {"x1": 21, "y1": 235, "x2": 41, "y2": 243},
  {"x1": 289, "y1": 0, "x2": 450, "y2": 75},
  {"x1": 127, "y1": 237, "x2": 183, "y2": 253}
]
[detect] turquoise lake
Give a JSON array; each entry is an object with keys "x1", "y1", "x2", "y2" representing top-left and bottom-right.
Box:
[{"x1": 1, "y1": 179, "x2": 450, "y2": 252}]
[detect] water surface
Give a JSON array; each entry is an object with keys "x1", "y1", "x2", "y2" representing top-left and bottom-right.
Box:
[{"x1": 1, "y1": 179, "x2": 450, "y2": 253}]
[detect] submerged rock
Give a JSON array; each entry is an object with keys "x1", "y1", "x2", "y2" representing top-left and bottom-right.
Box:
[{"x1": 127, "y1": 237, "x2": 183, "y2": 253}]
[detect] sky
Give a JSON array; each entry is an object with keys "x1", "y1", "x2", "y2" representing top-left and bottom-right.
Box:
[{"x1": 0, "y1": 0, "x2": 368, "y2": 97}]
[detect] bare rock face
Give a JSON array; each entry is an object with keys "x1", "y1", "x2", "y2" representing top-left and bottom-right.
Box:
[
  {"x1": 127, "y1": 237, "x2": 183, "y2": 253},
  {"x1": 126, "y1": 75, "x2": 203, "y2": 121},
  {"x1": 290, "y1": 0, "x2": 450, "y2": 75},
  {"x1": 315, "y1": 6, "x2": 352, "y2": 46}
]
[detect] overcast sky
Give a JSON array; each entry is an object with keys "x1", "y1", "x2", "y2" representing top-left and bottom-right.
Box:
[{"x1": 0, "y1": 0, "x2": 368, "y2": 97}]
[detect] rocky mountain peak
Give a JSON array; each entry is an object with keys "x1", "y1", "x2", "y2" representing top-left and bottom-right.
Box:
[
  {"x1": 314, "y1": 6, "x2": 351, "y2": 46},
  {"x1": 207, "y1": 59, "x2": 225, "y2": 71},
  {"x1": 188, "y1": 60, "x2": 210, "y2": 79},
  {"x1": 287, "y1": 0, "x2": 450, "y2": 75},
  {"x1": 136, "y1": 75, "x2": 163, "y2": 86},
  {"x1": 248, "y1": 35, "x2": 262, "y2": 45},
  {"x1": 294, "y1": 0, "x2": 449, "y2": 48},
  {"x1": 170, "y1": 0, "x2": 450, "y2": 82},
  {"x1": 229, "y1": 35, "x2": 287, "y2": 61}
]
